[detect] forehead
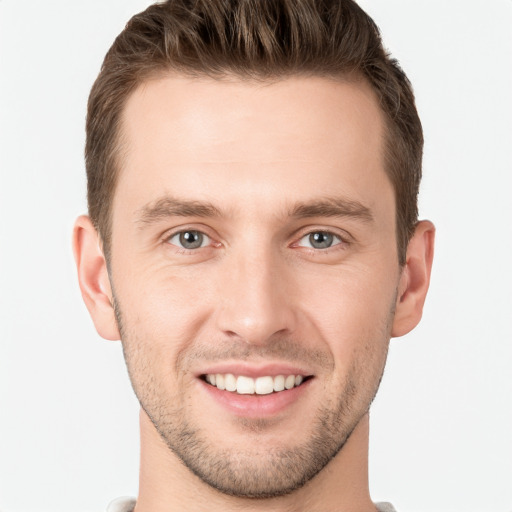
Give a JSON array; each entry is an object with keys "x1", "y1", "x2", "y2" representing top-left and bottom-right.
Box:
[{"x1": 115, "y1": 74, "x2": 390, "y2": 218}]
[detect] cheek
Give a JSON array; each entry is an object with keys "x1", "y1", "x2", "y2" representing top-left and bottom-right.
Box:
[
  {"x1": 298, "y1": 264, "x2": 397, "y2": 366},
  {"x1": 112, "y1": 276, "x2": 215, "y2": 404},
  {"x1": 115, "y1": 280, "x2": 203, "y2": 402},
  {"x1": 114, "y1": 257, "x2": 218, "y2": 341}
]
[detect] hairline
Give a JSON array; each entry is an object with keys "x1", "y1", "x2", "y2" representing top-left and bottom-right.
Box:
[{"x1": 99, "y1": 69, "x2": 402, "y2": 264}]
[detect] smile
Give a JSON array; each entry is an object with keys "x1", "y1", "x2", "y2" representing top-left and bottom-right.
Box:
[{"x1": 204, "y1": 373, "x2": 308, "y2": 395}]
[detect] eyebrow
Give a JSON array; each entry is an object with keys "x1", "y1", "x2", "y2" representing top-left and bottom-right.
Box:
[
  {"x1": 136, "y1": 197, "x2": 223, "y2": 226},
  {"x1": 135, "y1": 195, "x2": 374, "y2": 227},
  {"x1": 289, "y1": 197, "x2": 374, "y2": 223}
]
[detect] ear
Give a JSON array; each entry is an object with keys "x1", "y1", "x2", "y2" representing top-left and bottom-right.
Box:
[
  {"x1": 391, "y1": 220, "x2": 435, "y2": 337},
  {"x1": 72, "y1": 215, "x2": 120, "y2": 341}
]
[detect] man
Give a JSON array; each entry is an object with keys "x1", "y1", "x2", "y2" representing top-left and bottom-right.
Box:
[{"x1": 73, "y1": 0, "x2": 434, "y2": 511}]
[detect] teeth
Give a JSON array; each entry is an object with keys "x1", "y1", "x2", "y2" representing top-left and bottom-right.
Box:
[
  {"x1": 216, "y1": 374, "x2": 225, "y2": 390},
  {"x1": 273, "y1": 375, "x2": 285, "y2": 392},
  {"x1": 225, "y1": 373, "x2": 237, "y2": 392},
  {"x1": 236, "y1": 376, "x2": 255, "y2": 394},
  {"x1": 255, "y1": 376, "x2": 274, "y2": 395},
  {"x1": 285, "y1": 375, "x2": 295, "y2": 390},
  {"x1": 205, "y1": 373, "x2": 307, "y2": 395}
]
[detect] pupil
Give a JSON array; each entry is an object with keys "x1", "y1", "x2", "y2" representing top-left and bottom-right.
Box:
[
  {"x1": 180, "y1": 231, "x2": 203, "y2": 249},
  {"x1": 310, "y1": 232, "x2": 333, "y2": 249}
]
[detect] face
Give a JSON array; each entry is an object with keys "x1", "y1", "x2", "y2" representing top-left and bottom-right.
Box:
[{"x1": 109, "y1": 75, "x2": 401, "y2": 497}]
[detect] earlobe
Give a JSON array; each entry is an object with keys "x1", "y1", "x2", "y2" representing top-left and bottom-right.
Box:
[
  {"x1": 391, "y1": 220, "x2": 435, "y2": 338},
  {"x1": 72, "y1": 215, "x2": 120, "y2": 341}
]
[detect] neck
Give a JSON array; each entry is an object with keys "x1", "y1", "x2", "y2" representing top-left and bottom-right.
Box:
[{"x1": 135, "y1": 410, "x2": 376, "y2": 512}]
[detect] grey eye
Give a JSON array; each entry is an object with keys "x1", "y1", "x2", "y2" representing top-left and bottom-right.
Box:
[
  {"x1": 298, "y1": 231, "x2": 342, "y2": 249},
  {"x1": 309, "y1": 232, "x2": 333, "y2": 249},
  {"x1": 169, "y1": 230, "x2": 210, "y2": 249}
]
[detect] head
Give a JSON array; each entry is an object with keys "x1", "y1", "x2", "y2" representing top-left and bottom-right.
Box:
[
  {"x1": 74, "y1": 0, "x2": 434, "y2": 502},
  {"x1": 85, "y1": 0, "x2": 423, "y2": 266}
]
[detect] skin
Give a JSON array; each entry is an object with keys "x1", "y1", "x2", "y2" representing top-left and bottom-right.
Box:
[{"x1": 73, "y1": 75, "x2": 434, "y2": 512}]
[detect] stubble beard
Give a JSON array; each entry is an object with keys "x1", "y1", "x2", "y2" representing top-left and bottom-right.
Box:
[
  {"x1": 113, "y1": 296, "x2": 393, "y2": 499},
  {"x1": 138, "y1": 376, "x2": 363, "y2": 499}
]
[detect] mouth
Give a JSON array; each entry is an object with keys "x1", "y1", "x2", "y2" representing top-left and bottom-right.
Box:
[
  {"x1": 201, "y1": 373, "x2": 313, "y2": 395},
  {"x1": 196, "y1": 364, "x2": 316, "y2": 417}
]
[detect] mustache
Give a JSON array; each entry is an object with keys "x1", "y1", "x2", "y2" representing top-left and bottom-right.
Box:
[
  {"x1": 178, "y1": 337, "x2": 334, "y2": 371},
  {"x1": 112, "y1": 293, "x2": 334, "y2": 371}
]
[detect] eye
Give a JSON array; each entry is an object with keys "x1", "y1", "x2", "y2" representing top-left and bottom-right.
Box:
[
  {"x1": 297, "y1": 231, "x2": 343, "y2": 249},
  {"x1": 167, "y1": 230, "x2": 211, "y2": 250}
]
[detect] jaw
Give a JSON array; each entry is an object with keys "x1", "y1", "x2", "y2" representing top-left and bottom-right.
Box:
[{"x1": 137, "y1": 408, "x2": 374, "y2": 512}]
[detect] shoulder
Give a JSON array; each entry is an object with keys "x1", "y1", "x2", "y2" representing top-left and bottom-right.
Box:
[
  {"x1": 105, "y1": 497, "x2": 137, "y2": 512},
  {"x1": 375, "y1": 503, "x2": 397, "y2": 512},
  {"x1": 104, "y1": 497, "x2": 394, "y2": 512}
]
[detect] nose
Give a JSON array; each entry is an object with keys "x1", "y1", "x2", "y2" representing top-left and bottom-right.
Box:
[{"x1": 214, "y1": 249, "x2": 297, "y2": 345}]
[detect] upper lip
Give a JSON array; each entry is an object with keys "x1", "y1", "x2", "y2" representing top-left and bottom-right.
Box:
[{"x1": 195, "y1": 362, "x2": 314, "y2": 379}]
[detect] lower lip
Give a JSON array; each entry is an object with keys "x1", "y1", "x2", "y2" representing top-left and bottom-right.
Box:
[{"x1": 199, "y1": 378, "x2": 312, "y2": 418}]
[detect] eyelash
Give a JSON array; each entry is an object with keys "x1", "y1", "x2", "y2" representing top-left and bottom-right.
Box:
[
  {"x1": 291, "y1": 229, "x2": 350, "y2": 253},
  {"x1": 163, "y1": 228, "x2": 218, "y2": 253},
  {"x1": 162, "y1": 227, "x2": 351, "y2": 253}
]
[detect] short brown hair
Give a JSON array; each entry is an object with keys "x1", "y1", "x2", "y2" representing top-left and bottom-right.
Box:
[{"x1": 86, "y1": 0, "x2": 423, "y2": 265}]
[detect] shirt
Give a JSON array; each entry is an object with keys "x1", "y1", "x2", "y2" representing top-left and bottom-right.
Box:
[{"x1": 106, "y1": 496, "x2": 397, "y2": 511}]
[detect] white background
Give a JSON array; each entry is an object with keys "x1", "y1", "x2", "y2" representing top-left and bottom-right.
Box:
[{"x1": 0, "y1": 1, "x2": 511, "y2": 511}]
